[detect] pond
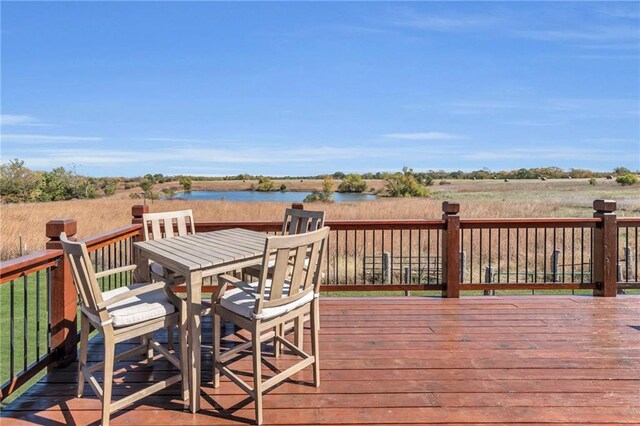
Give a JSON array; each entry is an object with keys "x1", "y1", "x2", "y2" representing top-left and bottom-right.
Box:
[{"x1": 169, "y1": 190, "x2": 376, "y2": 202}]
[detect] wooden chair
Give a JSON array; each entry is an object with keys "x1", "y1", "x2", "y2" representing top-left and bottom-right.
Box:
[
  {"x1": 142, "y1": 210, "x2": 200, "y2": 347},
  {"x1": 242, "y1": 208, "x2": 325, "y2": 348},
  {"x1": 212, "y1": 227, "x2": 329, "y2": 425},
  {"x1": 141, "y1": 209, "x2": 195, "y2": 283},
  {"x1": 60, "y1": 233, "x2": 187, "y2": 426}
]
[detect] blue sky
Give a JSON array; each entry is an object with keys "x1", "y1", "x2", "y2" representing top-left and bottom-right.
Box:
[{"x1": 1, "y1": 1, "x2": 639, "y2": 177}]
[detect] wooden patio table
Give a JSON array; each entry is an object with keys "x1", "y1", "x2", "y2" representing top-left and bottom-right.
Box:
[{"x1": 133, "y1": 228, "x2": 269, "y2": 413}]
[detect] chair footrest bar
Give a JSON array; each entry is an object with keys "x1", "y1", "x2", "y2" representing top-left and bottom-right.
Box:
[
  {"x1": 109, "y1": 373, "x2": 182, "y2": 412},
  {"x1": 262, "y1": 357, "x2": 315, "y2": 392}
]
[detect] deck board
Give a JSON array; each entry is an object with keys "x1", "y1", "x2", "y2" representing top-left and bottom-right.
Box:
[{"x1": 3, "y1": 296, "x2": 640, "y2": 425}]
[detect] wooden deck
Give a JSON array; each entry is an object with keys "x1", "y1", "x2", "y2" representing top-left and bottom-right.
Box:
[{"x1": 3, "y1": 296, "x2": 640, "y2": 425}]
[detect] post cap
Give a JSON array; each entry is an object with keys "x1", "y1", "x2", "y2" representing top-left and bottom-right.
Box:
[
  {"x1": 593, "y1": 199, "x2": 616, "y2": 213},
  {"x1": 46, "y1": 219, "x2": 77, "y2": 239},
  {"x1": 291, "y1": 203, "x2": 304, "y2": 210},
  {"x1": 442, "y1": 201, "x2": 460, "y2": 214},
  {"x1": 132, "y1": 204, "x2": 149, "y2": 217}
]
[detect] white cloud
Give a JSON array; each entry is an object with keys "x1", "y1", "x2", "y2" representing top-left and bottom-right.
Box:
[
  {"x1": 464, "y1": 147, "x2": 627, "y2": 162},
  {"x1": 1, "y1": 134, "x2": 102, "y2": 143},
  {"x1": 388, "y1": 8, "x2": 500, "y2": 32},
  {"x1": 138, "y1": 137, "x2": 212, "y2": 144},
  {"x1": 1, "y1": 114, "x2": 38, "y2": 126},
  {"x1": 383, "y1": 132, "x2": 464, "y2": 140}
]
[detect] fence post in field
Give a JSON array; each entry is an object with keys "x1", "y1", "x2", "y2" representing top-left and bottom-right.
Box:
[
  {"x1": 46, "y1": 218, "x2": 78, "y2": 368},
  {"x1": 484, "y1": 265, "x2": 495, "y2": 296},
  {"x1": 592, "y1": 199, "x2": 617, "y2": 297},
  {"x1": 442, "y1": 201, "x2": 461, "y2": 298},
  {"x1": 551, "y1": 249, "x2": 561, "y2": 283},
  {"x1": 382, "y1": 252, "x2": 391, "y2": 284}
]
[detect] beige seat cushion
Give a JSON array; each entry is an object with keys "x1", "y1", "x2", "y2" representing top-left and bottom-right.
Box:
[
  {"x1": 84, "y1": 283, "x2": 176, "y2": 328},
  {"x1": 220, "y1": 280, "x2": 314, "y2": 320}
]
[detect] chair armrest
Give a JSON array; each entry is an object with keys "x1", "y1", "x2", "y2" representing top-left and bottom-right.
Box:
[
  {"x1": 95, "y1": 264, "x2": 138, "y2": 279},
  {"x1": 96, "y1": 281, "x2": 168, "y2": 309},
  {"x1": 217, "y1": 274, "x2": 257, "y2": 297}
]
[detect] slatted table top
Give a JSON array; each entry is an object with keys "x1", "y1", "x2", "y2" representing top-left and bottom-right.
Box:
[{"x1": 134, "y1": 228, "x2": 269, "y2": 272}]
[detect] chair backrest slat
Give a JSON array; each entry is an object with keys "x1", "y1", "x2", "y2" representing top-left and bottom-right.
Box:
[
  {"x1": 143, "y1": 209, "x2": 195, "y2": 241},
  {"x1": 281, "y1": 208, "x2": 325, "y2": 235},
  {"x1": 255, "y1": 227, "x2": 329, "y2": 314}
]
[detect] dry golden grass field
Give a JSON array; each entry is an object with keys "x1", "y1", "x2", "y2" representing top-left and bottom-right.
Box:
[{"x1": 1, "y1": 178, "x2": 639, "y2": 260}]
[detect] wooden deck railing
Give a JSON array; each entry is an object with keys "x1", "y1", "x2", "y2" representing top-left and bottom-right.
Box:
[
  {"x1": 1, "y1": 198, "x2": 638, "y2": 401},
  {"x1": 0, "y1": 221, "x2": 141, "y2": 401}
]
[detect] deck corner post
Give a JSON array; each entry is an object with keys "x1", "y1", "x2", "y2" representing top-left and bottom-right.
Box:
[
  {"x1": 291, "y1": 203, "x2": 304, "y2": 210},
  {"x1": 45, "y1": 218, "x2": 78, "y2": 368},
  {"x1": 442, "y1": 201, "x2": 461, "y2": 298},
  {"x1": 131, "y1": 204, "x2": 149, "y2": 244},
  {"x1": 593, "y1": 199, "x2": 617, "y2": 297}
]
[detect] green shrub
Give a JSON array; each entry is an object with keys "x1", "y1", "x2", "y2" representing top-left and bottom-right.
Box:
[
  {"x1": 304, "y1": 191, "x2": 332, "y2": 203},
  {"x1": 385, "y1": 167, "x2": 430, "y2": 197},
  {"x1": 616, "y1": 173, "x2": 639, "y2": 186},
  {"x1": 279, "y1": 184, "x2": 287, "y2": 191},
  {"x1": 588, "y1": 177, "x2": 597, "y2": 186},
  {"x1": 256, "y1": 176, "x2": 275, "y2": 191},
  {"x1": 178, "y1": 176, "x2": 192, "y2": 191},
  {"x1": 338, "y1": 174, "x2": 367, "y2": 193}
]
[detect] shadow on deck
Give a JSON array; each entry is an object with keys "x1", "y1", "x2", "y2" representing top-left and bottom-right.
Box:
[{"x1": 3, "y1": 296, "x2": 640, "y2": 425}]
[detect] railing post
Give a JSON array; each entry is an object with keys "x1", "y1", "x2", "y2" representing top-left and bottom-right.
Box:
[
  {"x1": 291, "y1": 202, "x2": 304, "y2": 210},
  {"x1": 131, "y1": 204, "x2": 149, "y2": 249},
  {"x1": 442, "y1": 201, "x2": 460, "y2": 298},
  {"x1": 593, "y1": 199, "x2": 617, "y2": 297},
  {"x1": 45, "y1": 218, "x2": 78, "y2": 368}
]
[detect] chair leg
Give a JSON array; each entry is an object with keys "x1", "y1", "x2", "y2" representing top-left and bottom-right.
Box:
[
  {"x1": 167, "y1": 325, "x2": 174, "y2": 351},
  {"x1": 274, "y1": 324, "x2": 283, "y2": 357},
  {"x1": 102, "y1": 333, "x2": 115, "y2": 426},
  {"x1": 146, "y1": 333, "x2": 154, "y2": 363},
  {"x1": 77, "y1": 314, "x2": 89, "y2": 398},
  {"x1": 252, "y1": 328, "x2": 263, "y2": 425},
  {"x1": 212, "y1": 311, "x2": 221, "y2": 388},
  {"x1": 294, "y1": 315, "x2": 304, "y2": 350},
  {"x1": 310, "y1": 299, "x2": 320, "y2": 387}
]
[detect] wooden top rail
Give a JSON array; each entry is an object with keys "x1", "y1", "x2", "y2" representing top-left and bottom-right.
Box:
[
  {"x1": 195, "y1": 219, "x2": 445, "y2": 233},
  {"x1": 81, "y1": 224, "x2": 142, "y2": 252},
  {"x1": 0, "y1": 224, "x2": 142, "y2": 285},
  {"x1": 0, "y1": 249, "x2": 62, "y2": 284},
  {"x1": 617, "y1": 217, "x2": 640, "y2": 227},
  {"x1": 460, "y1": 217, "x2": 602, "y2": 229}
]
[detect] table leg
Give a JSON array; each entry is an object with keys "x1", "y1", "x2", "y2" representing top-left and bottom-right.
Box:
[
  {"x1": 133, "y1": 249, "x2": 150, "y2": 283},
  {"x1": 186, "y1": 270, "x2": 202, "y2": 413}
]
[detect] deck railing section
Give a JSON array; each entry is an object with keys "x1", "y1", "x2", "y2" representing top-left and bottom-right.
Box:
[
  {"x1": 0, "y1": 220, "x2": 141, "y2": 401},
  {"x1": 1, "y1": 198, "x2": 637, "y2": 401}
]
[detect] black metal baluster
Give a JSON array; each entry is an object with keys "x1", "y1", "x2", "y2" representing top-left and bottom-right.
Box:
[
  {"x1": 478, "y1": 229, "x2": 483, "y2": 283},
  {"x1": 10, "y1": 279, "x2": 15, "y2": 380},
  {"x1": 36, "y1": 270, "x2": 41, "y2": 359},
  {"x1": 543, "y1": 228, "x2": 548, "y2": 282},
  {"x1": 488, "y1": 228, "x2": 493, "y2": 283},
  {"x1": 469, "y1": 228, "x2": 473, "y2": 283},
  {"x1": 506, "y1": 228, "x2": 510, "y2": 284},
  {"x1": 581, "y1": 227, "x2": 585, "y2": 284},
  {"x1": 344, "y1": 230, "x2": 348, "y2": 285},
  {"x1": 625, "y1": 227, "x2": 630, "y2": 282},
  {"x1": 23, "y1": 275, "x2": 28, "y2": 371},
  {"x1": 524, "y1": 228, "x2": 529, "y2": 283},
  {"x1": 436, "y1": 229, "x2": 440, "y2": 283},
  {"x1": 427, "y1": 229, "x2": 437, "y2": 284}
]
